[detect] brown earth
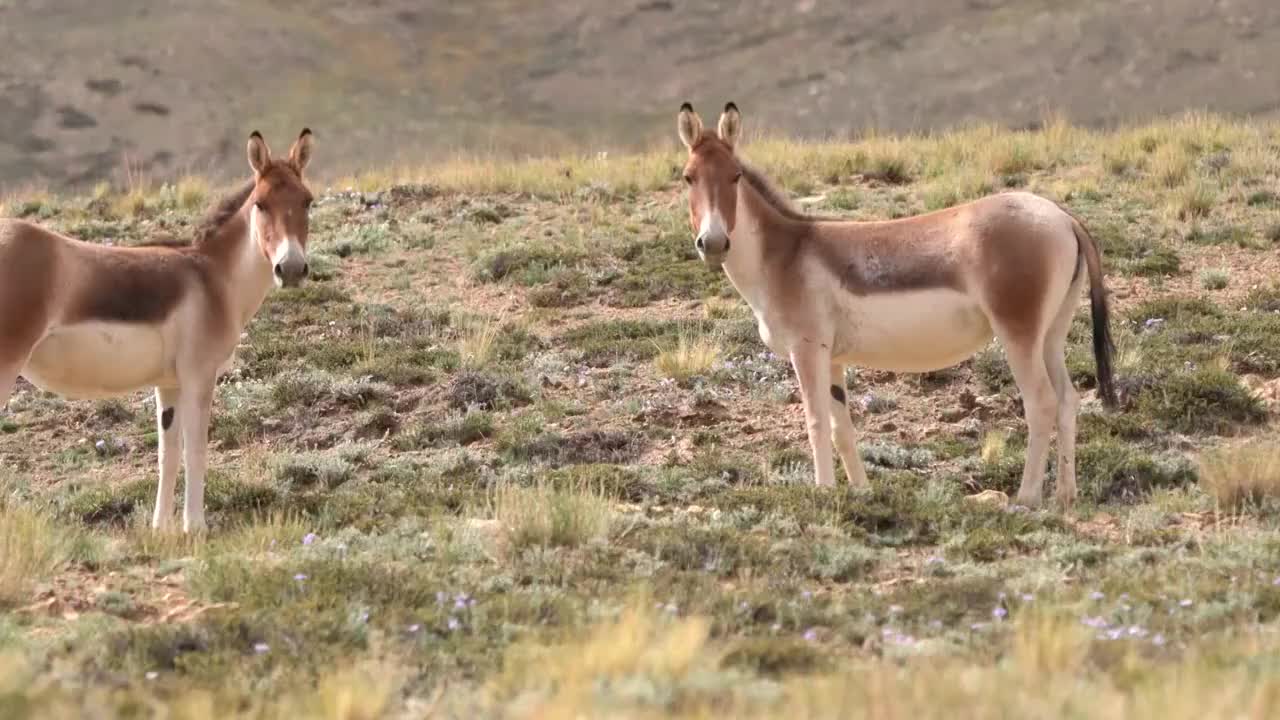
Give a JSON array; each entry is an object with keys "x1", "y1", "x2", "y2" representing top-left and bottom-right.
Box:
[{"x1": 2, "y1": 0, "x2": 1279, "y2": 191}]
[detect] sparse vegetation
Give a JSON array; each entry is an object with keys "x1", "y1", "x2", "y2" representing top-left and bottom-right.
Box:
[{"x1": 6, "y1": 116, "x2": 1280, "y2": 716}]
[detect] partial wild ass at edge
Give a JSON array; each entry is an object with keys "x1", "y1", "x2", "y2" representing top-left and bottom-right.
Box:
[
  {"x1": 676, "y1": 102, "x2": 1116, "y2": 509},
  {"x1": 0, "y1": 129, "x2": 317, "y2": 532}
]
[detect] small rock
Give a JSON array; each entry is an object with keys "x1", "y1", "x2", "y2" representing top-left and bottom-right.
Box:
[
  {"x1": 966, "y1": 490, "x2": 1009, "y2": 507},
  {"x1": 940, "y1": 407, "x2": 968, "y2": 423}
]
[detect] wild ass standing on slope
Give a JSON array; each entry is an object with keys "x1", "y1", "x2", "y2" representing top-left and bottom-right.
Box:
[
  {"x1": 0, "y1": 129, "x2": 317, "y2": 532},
  {"x1": 676, "y1": 103, "x2": 1116, "y2": 509}
]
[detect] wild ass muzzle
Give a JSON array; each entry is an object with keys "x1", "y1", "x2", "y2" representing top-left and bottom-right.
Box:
[
  {"x1": 677, "y1": 102, "x2": 1116, "y2": 508},
  {"x1": 0, "y1": 129, "x2": 317, "y2": 532}
]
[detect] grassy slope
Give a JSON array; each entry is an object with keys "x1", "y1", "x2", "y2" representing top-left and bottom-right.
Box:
[{"x1": 4, "y1": 115, "x2": 1280, "y2": 717}]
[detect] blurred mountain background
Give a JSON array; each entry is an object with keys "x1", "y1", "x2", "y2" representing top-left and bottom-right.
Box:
[{"x1": 2, "y1": 0, "x2": 1277, "y2": 190}]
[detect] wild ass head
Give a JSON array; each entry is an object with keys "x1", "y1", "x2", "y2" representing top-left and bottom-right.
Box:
[
  {"x1": 246, "y1": 129, "x2": 315, "y2": 288},
  {"x1": 678, "y1": 102, "x2": 743, "y2": 268}
]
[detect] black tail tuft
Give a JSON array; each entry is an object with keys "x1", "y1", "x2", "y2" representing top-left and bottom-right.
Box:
[{"x1": 1090, "y1": 281, "x2": 1118, "y2": 409}]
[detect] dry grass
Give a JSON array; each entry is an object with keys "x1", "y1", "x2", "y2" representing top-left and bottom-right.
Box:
[
  {"x1": 490, "y1": 479, "x2": 612, "y2": 551},
  {"x1": 0, "y1": 505, "x2": 79, "y2": 607},
  {"x1": 457, "y1": 314, "x2": 505, "y2": 370},
  {"x1": 654, "y1": 326, "x2": 723, "y2": 384},
  {"x1": 492, "y1": 601, "x2": 714, "y2": 716},
  {"x1": 1198, "y1": 441, "x2": 1280, "y2": 508}
]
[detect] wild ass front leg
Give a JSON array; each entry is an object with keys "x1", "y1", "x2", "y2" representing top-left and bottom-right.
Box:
[
  {"x1": 791, "y1": 346, "x2": 836, "y2": 486},
  {"x1": 829, "y1": 364, "x2": 869, "y2": 488},
  {"x1": 152, "y1": 387, "x2": 182, "y2": 531},
  {"x1": 179, "y1": 379, "x2": 215, "y2": 533}
]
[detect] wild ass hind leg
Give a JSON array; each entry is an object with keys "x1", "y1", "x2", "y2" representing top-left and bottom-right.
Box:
[
  {"x1": 151, "y1": 387, "x2": 182, "y2": 531},
  {"x1": 829, "y1": 364, "x2": 869, "y2": 488},
  {"x1": 178, "y1": 378, "x2": 215, "y2": 534},
  {"x1": 1001, "y1": 335, "x2": 1059, "y2": 509},
  {"x1": 1043, "y1": 278, "x2": 1085, "y2": 509},
  {"x1": 790, "y1": 344, "x2": 836, "y2": 487}
]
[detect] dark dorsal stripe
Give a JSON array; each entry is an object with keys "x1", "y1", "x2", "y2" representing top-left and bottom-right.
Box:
[
  {"x1": 64, "y1": 181, "x2": 251, "y2": 325},
  {"x1": 66, "y1": 250, "x2": 202, "y2": 325},
  {"x1": 836, "y1": 245, "x2": 963, "y2": 296}
]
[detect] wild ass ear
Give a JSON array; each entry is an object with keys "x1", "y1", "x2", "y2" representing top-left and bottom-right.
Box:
[
  {"x1": 718, "y1": 102, "x2": 741, "y2": 148},
  {"x1": 288, "y1": 128, "x2": 314, "y2": 173},
  {"x1": 678, "y1": 102, "x2": 703, "y2": 150},
  {"x1": 247, "y1": 131, "x2": 272, "y2": 176}
]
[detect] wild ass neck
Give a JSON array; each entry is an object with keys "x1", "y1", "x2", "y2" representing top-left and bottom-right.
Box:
[
  {"x1": 719, "y1": 178, "x2": 809, "y2": 317},
  {"x1": 204, "y1": 202, "x2": 275, "y2": 328}
]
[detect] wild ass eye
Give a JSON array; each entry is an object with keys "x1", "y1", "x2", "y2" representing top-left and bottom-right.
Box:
[
  {"x1": 254, "y1": 200, "x2": 267, "y2": 213},
  {"x1": 683, "y1": 174, "x2": 694, "y2": 185}
]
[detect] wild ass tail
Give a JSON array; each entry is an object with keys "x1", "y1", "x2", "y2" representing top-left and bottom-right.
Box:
[{"x1": 1071, "y1": 215, "x2": 1118, "y2": 409}]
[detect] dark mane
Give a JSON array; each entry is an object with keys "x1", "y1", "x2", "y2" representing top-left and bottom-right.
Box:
[
  {"x1": 740, "y1": 162, "x2": 841, "y2": 222},
  {"x1": 193, "y1": 179, "x2": 254, "y2": 245},
  {"x1": 129, "y1": 179, "x2": 254, "y2": 249}
]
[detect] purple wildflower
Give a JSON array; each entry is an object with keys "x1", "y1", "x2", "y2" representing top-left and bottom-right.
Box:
[
  {"x1": 253, "y1": 642, "x2": 270, "y2": 654},
  {"x1": 447, "y1": 616, "x2": 460, "y2": 632},
  {"x1": 1179, "y1": 599, "x2": 1193, "y2": 608},
  {"x1": 800, "y1": 590, "x2": 813, "y2": 601},
  {"x1": 1152, "y1": 633, "x2": 1167, "y2": 647},
  {"x1": 970, "y1": 622, "x2": 988, "y2": 632},
  {"x1": 294, "y1": 573, "x2": 308, "y2": 582},
  {"x1": 408, "y1": 624, "x2": 421, "y2": 633},
  {"x1": 1127, "y1": 625, "x2": 1148, "y2": 638},
  {"x1": 1081, "y1": 616, "x2": 1108, "y2": 629},
  {"x1": 1021, "y1": 593, "x2": 1034, "y2": 603},
  {"x1": 926, "y1": 556, "x2": 944, "y2": 566},
  {"x1": 302, "y1": 533, "x2": 318, "y2": 546},
  {"x1": 1273, "y1": 576, "x2": 1280, "y2": 587},
  {"x1": 803, "y1": 628, "x2": 819, "y2": 642},
  {"x1": 1104, "y1": 628, "x2": 1124, "y2": 641},
  {"x1": 1089, "y1": 591, "x2": 1105, "y2": 601},
  {"x1": 992, "y1": 606, "x2": 1008, "y2": 620}
]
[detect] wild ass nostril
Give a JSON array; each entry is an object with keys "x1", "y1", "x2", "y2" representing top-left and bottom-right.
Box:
[
  {"x1": 695, "y1": 236, "x2": 706, "y2": 252},
  {"x1": 273, "y1": 263, "x2": 285, "y2": 278},
  {"x1": 301, "y1": 263, "x2": 309, "y2": 277}
]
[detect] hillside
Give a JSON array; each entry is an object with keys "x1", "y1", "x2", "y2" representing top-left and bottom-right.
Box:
[
  {"x1": 4, "y1": 118, "x2": 1280, "y2": 716},
  {"x1": 2, "y1": 0, "x2": 1279, "y2": 190}
]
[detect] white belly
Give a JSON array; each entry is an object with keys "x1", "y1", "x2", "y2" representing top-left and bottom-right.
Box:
[
  {"x1": 834, "y1": 289, "x2": 994, "y2": 372},
  {"x1": 23, "y1": 322, "x2": 173, "y2": 399}
]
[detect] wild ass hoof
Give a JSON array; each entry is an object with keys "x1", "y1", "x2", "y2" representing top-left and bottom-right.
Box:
[
  {"x1": 1014, "y1": 491, "x2": 1043, "y2": 510},
  {"x1": 1053, "y1": 490, "x2": 1077, "y2": 511}
]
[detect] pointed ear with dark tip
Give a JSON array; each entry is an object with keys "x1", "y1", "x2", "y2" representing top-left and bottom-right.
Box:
[
  {"x1": 247, "y1": 131, "x2": 272, "y2": 176},
  {"x1": 718, "y1": 102, "x2": 741, "y2": 148},
  {"x1": 678, "y1": 102, "x2": 703, "y2": 150},
  {"x1": 288, "y1": 128, "x2": 314, "y2": 173}
]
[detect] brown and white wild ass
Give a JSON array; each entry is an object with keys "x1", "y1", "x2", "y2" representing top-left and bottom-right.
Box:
[
  {"x1": 677, "y1": 103, "x2": 1116, "y2": 508},
  {"x1": 0, "y1": 129, "x2": 316, "y2": 532}
]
